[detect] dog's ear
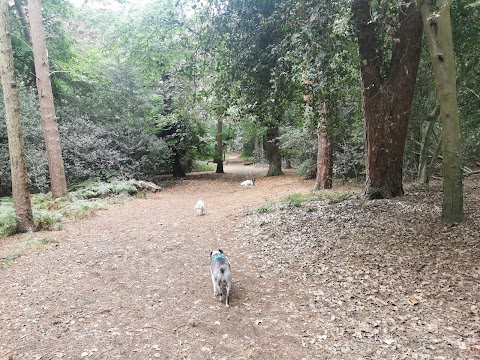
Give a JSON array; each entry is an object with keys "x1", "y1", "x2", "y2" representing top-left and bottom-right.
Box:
[
  {"x1": 210, "y1": 251, "x2": 213, "y2": 257},
  {"x1": 218, "y1": 249, "x2": 223, "y2": 254}
]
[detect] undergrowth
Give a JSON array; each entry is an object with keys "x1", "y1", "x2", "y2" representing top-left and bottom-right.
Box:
[
  {"x1": 266, "y1": 189, "x2": 360, "y2": 213},
  {"x1": 192, "y1": 161, "x2": 216, "y2": 172},
  {"x1": 0, "y1": 180, "x2": 141, "y2": 237}
]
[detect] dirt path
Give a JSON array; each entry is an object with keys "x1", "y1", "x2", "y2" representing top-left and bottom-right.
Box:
[
  {"x1": 1, "y1": 156, "x2": 479, "y2": 360},
  {"x1": 0, "y1": 158, "x2": 317, "y2": 359}
]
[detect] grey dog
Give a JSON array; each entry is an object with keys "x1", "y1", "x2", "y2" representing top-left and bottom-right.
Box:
[{"x1": 210, "y1": 249, "x2": 232, "y2": 307}]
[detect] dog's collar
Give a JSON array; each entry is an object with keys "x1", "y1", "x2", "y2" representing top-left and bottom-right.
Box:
[{"x1": 211, "y1": 253, "x2": 225, "y2": 261}]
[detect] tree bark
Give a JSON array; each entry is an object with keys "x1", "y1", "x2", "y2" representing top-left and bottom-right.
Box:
[
  {"x1": 172, "y1": 152, "x2": 186, "y2": 177},
  {"x1": 254, "y1": 133, "x2": 263, "y2": 163},
  {"x1": 0, "y1": 0, "x2": 34, "y2": 232},
  {"x1": 215, "y1": 118, "x2": 224, "y2": 173},
  {"x1": 352, "y1": 0, "x2": 423, "y2": 199},
  {"x1": 28, "y1": 0, "x2": 68, "y2": 198},
  {"x1": 417, "y1": 104, "x2": 439, "y2": 186},
  {"x1": 265, "y1": 125, "x2": 283, "y2": 176},
  {"x1": 417, "y1": 0, "x2": 464, "y2": 225},
  {"x1": 314, "y1": 101, "x2": 333, "y2": 190}
]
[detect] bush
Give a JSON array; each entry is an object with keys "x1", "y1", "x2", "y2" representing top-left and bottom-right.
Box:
[
  {"x1": 333, "y1": 141, "x2": 364, "y2": 181},
  {"x1": 0, "y1": 85, "x2": 172, "y2": 195},
  {"x1": 60, "y1": 117, "x2": 172, "y2": 184}
]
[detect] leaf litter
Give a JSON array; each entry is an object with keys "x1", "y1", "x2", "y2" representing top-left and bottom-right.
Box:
[{"x1": 0, "y1": 158, "x2": 478, "y2": 359}]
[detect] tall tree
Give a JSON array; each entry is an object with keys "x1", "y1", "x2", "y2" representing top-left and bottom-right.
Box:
[
  {"x1": 352, "y1": 0, "x2": 423, "y2": 199},
  {"x1": 215, "y1": 117, "x2": 224, "y2": 173},
  {"x1": 315, "y1": 101, "x2": 333, "y2": 189},
  {"x1": 0, "y1": 0, "x2": 34, "y2": 232},
  {"x1": 213, "y1": 0, "x2": 287, "y2": 176},
  {"x1": 28, "y1": 0, "x2": 68, "y2": 198},
  {"x1": 417, "y1": 0, "x2": 464, "y2": 224}
]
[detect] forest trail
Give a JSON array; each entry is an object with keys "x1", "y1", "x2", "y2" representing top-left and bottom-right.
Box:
[
  {"x1": 1, "y1": 155, "x2": 479, "y2": 359},
  {"x1": 0, "y1": 156, "x2": 318, "y2": 359}
]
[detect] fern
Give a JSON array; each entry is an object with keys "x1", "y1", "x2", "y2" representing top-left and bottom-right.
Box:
[{"x1": 0, "y1": 207, "x2": 18, "y2": 237}]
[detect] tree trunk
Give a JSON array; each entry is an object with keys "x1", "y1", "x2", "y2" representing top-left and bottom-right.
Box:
[
  {"x1": 428, "y1": 137, "x2": 442, "y2": 176},
  {"x1": 28, "y1": 0, "x2": 68, "y2": 198},
  {"x1": 417, "y1": 104, "x2": 439, "y2": 186},
  {"x1": 0, "y1": 0, "x2": 34, "y2": 232},
  {"x1": 215, "y1": 118, "x2": 224, "y2": 173},
  {"x1": 314, "y1": 101, "x2": 333, "y2": 190},
  {"x1": 254, "y1": 133, "x2": 263, "y2": 163},
  {"x1": 172, "y1": 152, "x2": 186, "y2": 177},
  {"x1": 265, "y1": 126, "x2": 283, "y2": 176},
  {"x1": 352, "y1": 0, "x2": 423, "y2": 199},
  {"x1": 418, "y1": 0, "x2": 464, "y2": 225}
]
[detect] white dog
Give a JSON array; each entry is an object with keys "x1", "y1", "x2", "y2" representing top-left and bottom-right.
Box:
[
  {"x1": 240, "y1": 178, "x2": 255, "y2": 187},
  {"x1": 194, "y1": 200, "x2": 205, "y2": 215}
]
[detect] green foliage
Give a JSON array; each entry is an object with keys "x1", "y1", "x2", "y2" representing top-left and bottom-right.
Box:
[
  {"x1": 0, "y1": 205, "x2": 18, "y2": 237},
  {"x1": 405, "y1": 0, "x2": 480, "y2": 176},
  {"x1": 2, "y1": 0, "x2": 476, "y2": 199},
  {"x1": 0, "y1": 180, "x2": 142, "y2": 237},
  {"x1": 192, "y1": 161, "x2": 216, "y2": 172},
  {"x1": 297, "y1": 158, "x2": 317, "y2": 179},
  {"x1": 333, "y1": 141, "x2": 365, "y2": 180},
  {"x1": 32, "y1": 209, "x2": 63, "y2": 231},
  {"x1": 282, "y1": 193, "x2": 312, "y2": 207},
  {"x1": 68, "y1": 180, "x2": 137, "y2": 199},
  {"x1": 260, "y1": 188, "x2": 360, "y2": 213},
  {"x1": 452, "y1": 0, "x2": 480, "y2": 164},
  {"x1": 61, "y1": 118, "x2": 171, "y2": 183},
  {"x1": 257, "y1": 203, "x2": 274, "y2": 214}
]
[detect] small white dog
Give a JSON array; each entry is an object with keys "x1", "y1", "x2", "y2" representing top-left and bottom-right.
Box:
[
  {"x1": 210, "y1": 250, "x2": 232, "y2": 307},
  {"x1": 240, "y1": 178, "x2": 255, "y2": 187},
  {"x1": 194, "y1": 200, "x2": 205, "y2": 215}
]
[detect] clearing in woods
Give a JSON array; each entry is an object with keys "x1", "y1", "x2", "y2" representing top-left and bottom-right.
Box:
[{"x1": 0, "y1": 154, "x2": 478, "y2": 359}]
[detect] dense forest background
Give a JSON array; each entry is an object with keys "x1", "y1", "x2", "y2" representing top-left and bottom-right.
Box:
[{"x1": 0, "y1": 0, "x2": 478, "y2": 220}]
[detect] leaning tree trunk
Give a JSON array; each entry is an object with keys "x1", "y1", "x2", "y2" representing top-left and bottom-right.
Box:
[
  {"x1": 352, "y1": 0, "x2": 423, "y2": 199},
  {"x1": 314, "y1": 101, "x2": 333, "y2": 190},
  {"x1": 265, "y1": 125, "x2": 283, "y2": 176},
  {"x1": 418, "y1": 0, "x2": 464, "y2": 225},
  {"x1": 28, "y1": 0, "x2": 68, "y2": 198},
  {"x1": 0, "y1": 0, "x2": 34, "y2": 232},
  {"x1": 215, "y1": 118, "x2": 224, "y2": 173}
]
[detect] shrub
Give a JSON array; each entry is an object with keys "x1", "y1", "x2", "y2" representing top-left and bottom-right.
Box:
[
  {"x1": 0, "y1": 205, "x2": 18, "y2": 237},
  {"x1": 60, "y1": 118, "x2": 172, "y2": 184}
]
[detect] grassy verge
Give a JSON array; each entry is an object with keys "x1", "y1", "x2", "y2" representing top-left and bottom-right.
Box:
[
  {"x1": 0, "y1": 180, "x2": 142, "y2": 238},
  {"x1": 192, "y1": 160, "x2": 216, "y2": 172},
  {"x1": 0, "y1": 236, "x2": 56, "y2": 271},
  {"x1": 256, "y1": 188, "x2": 360, "y2": 215}
]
